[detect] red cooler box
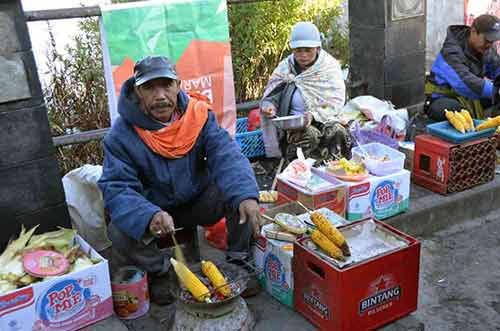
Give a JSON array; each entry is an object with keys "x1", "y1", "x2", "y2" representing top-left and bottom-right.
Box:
[{"x1": 293, "y1": 220, "x2": 420, "y2": 330}]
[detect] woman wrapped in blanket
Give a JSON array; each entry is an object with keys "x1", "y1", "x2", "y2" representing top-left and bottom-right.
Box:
[{"x1": 260, "y1": 22, "x2": 350, "y2": 164}]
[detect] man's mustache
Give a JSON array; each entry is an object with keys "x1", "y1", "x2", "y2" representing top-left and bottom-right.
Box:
[{"x1": 152, "y1": 101, "x2": 172, "y2": 109}]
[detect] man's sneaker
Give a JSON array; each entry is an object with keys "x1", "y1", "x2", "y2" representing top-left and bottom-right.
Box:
[{"x1": 148, "y1": 274, "x2": 175, "y2": 306}]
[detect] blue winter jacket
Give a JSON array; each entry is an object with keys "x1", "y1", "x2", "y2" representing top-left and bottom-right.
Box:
[
  {"x1": 430, "y1": 25, "x2": 500, "y2": 100},
  {"x1": 98, "y1": 78, "x2": 259, "y2": 241}
]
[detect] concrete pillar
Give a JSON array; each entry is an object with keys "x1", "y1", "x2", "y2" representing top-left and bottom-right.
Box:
[
  {"x1": 0, "y1": 0, "x2": 70, "y2": 248},
  {"x1": 349, "y1": 0, "x2": 426, "y2": 114}
]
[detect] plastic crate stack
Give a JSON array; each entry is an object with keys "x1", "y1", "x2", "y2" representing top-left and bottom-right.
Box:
[{"x1": 235, "y1": 117, "x2": 265, "y2": 158}]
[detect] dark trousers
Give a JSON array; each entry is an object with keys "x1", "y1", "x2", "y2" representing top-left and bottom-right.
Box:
[
  {"x1": 107, "y1": 185, "x2": 252, "y2": 274},
  {"x1": 427, "y1": 97, "x2": 495, "y2": 122}
]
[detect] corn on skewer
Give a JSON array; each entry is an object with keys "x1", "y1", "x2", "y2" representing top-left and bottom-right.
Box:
[
  {"x1": 295, "y1": 200, "x2": 351, "y2": 256},
  {"x1": 310, "y1": 211, "x2": 351, "y2": 256},
  {"x1": 201, "y1": 260, "x2": 231, "y2": 297},
  {"x1": 311, "y1": 229, "x2": 346, "y2": 261},
  {"x1": 170, "y1": 258, "x2": 210, "y2": 302}
]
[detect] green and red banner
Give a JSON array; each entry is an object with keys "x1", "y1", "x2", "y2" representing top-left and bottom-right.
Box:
[{"x1": 101, "y1": 0, "x2": 236, "y2": 134}]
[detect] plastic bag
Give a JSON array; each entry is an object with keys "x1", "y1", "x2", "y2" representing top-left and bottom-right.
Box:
[
  {"x1": 204, "y1": 218, "x2": 227, "y2": 250},
  {"x1": 280, "y1": 148, "x2": 315, "y2": 187},
  {"x1": 62, "y1": 165, "x2": 111, "y2": 252},
  {"x1": 350, "y1": 122, "x2": 400, "y2": 150}
]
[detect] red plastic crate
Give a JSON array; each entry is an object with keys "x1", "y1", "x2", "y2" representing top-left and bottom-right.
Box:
[
  {"x1": 293, "y1": 220, "x2": 420, "y2": 330},
  {"x1": 413, "y1": 134, "x2": 496, "y2": 194},
  {"x1": 276, "y1": 178, "x2": 346, "y2": 217}
]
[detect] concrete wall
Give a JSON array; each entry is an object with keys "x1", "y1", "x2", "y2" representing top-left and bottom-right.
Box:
[{"x1": 425, "y1": 0, "x2": 465, "y2": 71}]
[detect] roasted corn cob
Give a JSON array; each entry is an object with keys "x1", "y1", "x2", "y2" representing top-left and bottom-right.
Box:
[
  {"x1": 460, "y1": 109, "x2": 475, "y2": 131},
  {"x1": 311, "y1": 229, "x2": 345, "y2": 261},
  {"x1": 170, "y1": 258, "x2": 210, "y2": 302},
  {"x1": 445, "y1": 110, "x2": 465, "y2": 133},
  {"x1": 311, "y1": 211, "x2": 350, "y2": 256},
  {"x1": 476, "y1": 115, "x2": 500, "y2": 131},
  {"x1": 201, "y1": 260, "x2": 231, "y2": 297}
]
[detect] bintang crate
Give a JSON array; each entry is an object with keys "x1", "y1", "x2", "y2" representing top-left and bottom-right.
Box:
[
  {"x1": 413, "y1": 134, "x2": 496, "y2": 195},
  {"x1": 293, "y1": 220, "x2": 420, "y2": 330}
]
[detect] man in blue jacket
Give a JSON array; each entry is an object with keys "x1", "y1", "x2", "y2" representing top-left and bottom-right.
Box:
[
  {"x1": 98, "y1": 56, "x2": 260, "y2": 304},
  {"x1": 426, "y1": 14, "x2": 500, "y2": 121}
]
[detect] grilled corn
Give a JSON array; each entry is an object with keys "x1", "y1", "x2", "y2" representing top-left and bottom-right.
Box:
[
  {"x1": 460, "y1": 109, "x2": 475, "y2": 131},
  {"x1": 201, "y1": 260, "x2": 231, "y2": 297},
  {"x1": 311, "y1": 211, "x2": 350, "y2": 256},
  {"x1": 170, "y1": 258, "x2": 210, "y2": 302},
  {"x1": 476, "y1": 115, "x2": 500, "y2": 131},
  {"x1": 311, "y1": 229, "x2": 345, "y2": 261}
]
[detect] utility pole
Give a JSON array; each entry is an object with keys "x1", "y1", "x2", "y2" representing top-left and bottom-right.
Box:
[{"x1": 0, "y1": 0, "x2": 70, "y2": 248}]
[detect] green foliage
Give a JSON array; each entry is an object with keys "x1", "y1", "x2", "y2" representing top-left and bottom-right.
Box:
[
  {"x1": 228, "y1": 0, "x2": 347, "y2": 102},
  {"x1": 44, "y1": 18, "x2": 109, "y2": 175}
]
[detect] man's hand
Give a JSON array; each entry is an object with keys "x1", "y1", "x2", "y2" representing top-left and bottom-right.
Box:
[
  {"x1": 238, "y1": 199, "x2": 261, "y2": 239},
  {"x1": 149, "y1": 211, "x2": 175, "y2": 237},
  {"x1": 261, "y1": 104, "x2": 277, "y2": 119}
]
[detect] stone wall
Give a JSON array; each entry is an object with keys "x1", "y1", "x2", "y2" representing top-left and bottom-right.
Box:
[{"x1": 0, "y1": 0, "x2": 69, "y2": 248}]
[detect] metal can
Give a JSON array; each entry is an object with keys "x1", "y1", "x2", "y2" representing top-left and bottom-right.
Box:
[{"x1": 111, "y1": 266, "x2": 149, "y2": 319}]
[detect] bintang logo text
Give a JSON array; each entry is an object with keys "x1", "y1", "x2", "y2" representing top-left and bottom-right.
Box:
[{"x1": 359, "y1": 277, "x2": 401, "y2": 316}]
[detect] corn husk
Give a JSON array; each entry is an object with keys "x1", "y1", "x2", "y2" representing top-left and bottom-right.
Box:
[
  {"x1": 0, "y1": 255, "x2": 24, "y2": 280},
  {"x1": 0, "y1": 280, "x2": 16, "y2": 295},
  {"x1": 25, "y1": 227, "x2": 76, "y2": 252},
  {"x1": 0, "y1": 225, "x2": 38, "y2": 267},
  {"x1": 18, "y1": 274, "x2": 38, "y2": 286},
  {"x1": 70, "y1": 255, "x2": 94, "y2": 273}
]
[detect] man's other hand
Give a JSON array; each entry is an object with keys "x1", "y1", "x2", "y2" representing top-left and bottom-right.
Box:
[
  {"x1": 149, "y1": 211, "x2": 175, "y2": 237},
  {"x1": 238, "y1": 199, "x2": 261, "y2": 239}
]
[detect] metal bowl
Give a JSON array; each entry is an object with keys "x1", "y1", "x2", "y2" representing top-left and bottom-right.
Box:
[{"x1": 271, "y1": 114, "x2": 306, "y2": 130}]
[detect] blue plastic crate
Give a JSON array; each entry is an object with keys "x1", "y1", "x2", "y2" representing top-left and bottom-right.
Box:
[
  {"x1": 235, "y1": 117, "x2": 265, "y2": 158},
  {"x1": 426, "y1": 119, "x2": 496, "y2": 144}
]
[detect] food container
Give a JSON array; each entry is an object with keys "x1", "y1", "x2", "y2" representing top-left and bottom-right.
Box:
[
  {"x1": 352, "y1": 142, "x2": 405, "y2": 176},
  {"x1": 111, "y1": 267, "x2": 149, "y2": 320},
  {"x1": 271, "y1": 115, "x2": 306, "y2": 130}
]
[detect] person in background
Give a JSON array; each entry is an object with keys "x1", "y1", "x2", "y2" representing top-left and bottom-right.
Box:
[
  {"x1": 260, "y1": 21, "x2": 349, "y2": 164},
  {"x1": 98, "y1": 56, "x2": 260, "y2": 305},
  {"x1": 426, "y1": 14, "x2": 500, "y2": 121}
]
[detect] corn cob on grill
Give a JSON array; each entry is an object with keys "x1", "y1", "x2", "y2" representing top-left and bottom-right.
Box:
[
  {"x1": 311, "y1": 229, "x2": 345, "y2": 261},
  {"x1": 170, "y1": 258, "x2": 210, "y2": 302},
  {"x1": 201, "y1": 260, "x2": 231, "y2": 297},
  {"x1": 311, "y1": 211, "x2": 351, "y2": 256}
]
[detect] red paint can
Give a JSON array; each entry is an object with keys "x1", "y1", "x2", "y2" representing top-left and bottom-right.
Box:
[{"x1": 111, "y1": 266, "x2": 150, "y2": 319}]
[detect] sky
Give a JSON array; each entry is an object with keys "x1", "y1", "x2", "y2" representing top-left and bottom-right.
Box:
[{"x1": 21, "y1": 0, "x2": 109, "y2": 82}]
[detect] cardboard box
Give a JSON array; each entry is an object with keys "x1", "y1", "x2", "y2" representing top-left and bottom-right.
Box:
[
  {"x1": 293, "y1": 220, "x2": 420, "y2": 330},
  {"x1": 276, "y1": 173, "x2": 346, "y2": 217},
  {"x1": 336, "y1": 169, "x2": 411, "y2": 221},
  {"x1": 0, "y1": 235, "x2": 113, "y2": 331}
]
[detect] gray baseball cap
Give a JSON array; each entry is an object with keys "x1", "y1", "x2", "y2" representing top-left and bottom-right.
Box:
[
  {"x1": 134, "y1": 56, "x2": 178, "y2": 86},
  {"x1": 290, "y1": 22, "x2": 322, "y2": 49}
]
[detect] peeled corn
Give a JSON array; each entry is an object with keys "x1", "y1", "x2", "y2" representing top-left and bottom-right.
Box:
[
  {"x1": 460, "y1": 109, "x2": 475, "y2": 131},
  {"x1": 201, "y1": 260, "x2": 231, "y2": 297},
  {"x1": 311, "y1": 211, "x2": 350, "y2": 256},
  {"x1": 454, "y1": 111, "x2": 470, "y2": 131},
  {"x1": 311, "y1": 230, "x2": 345, "y2": 261},
  {"x1": 476, "y1": 115, "x2": 500, "y2": 131},
  {"x1": 170, "y1": 258, "x2": 210, "y2": 302},
  {"x1": 445, "y1": 110, "x2": 465, "y2": 133}
]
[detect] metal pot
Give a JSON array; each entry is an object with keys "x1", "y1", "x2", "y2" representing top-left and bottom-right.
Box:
[{"x1": 271, "y1": 114, "x2": 306, "y2": 130}]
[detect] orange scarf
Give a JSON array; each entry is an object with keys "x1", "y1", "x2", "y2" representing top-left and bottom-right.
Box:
[{"x1": 134, "y1": 94, "x2": 209, "y2": 159}]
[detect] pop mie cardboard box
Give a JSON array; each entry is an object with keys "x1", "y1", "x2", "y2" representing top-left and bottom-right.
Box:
[
  {"x1": 333, "y1": 169, "x2": 411, "y2": 221},
  {"x1": 0, "y1": 235, "x2": 113, "y2": 331},
  {"x1": 310, "y1": 168, "x2": 410, "y2": 221}
]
